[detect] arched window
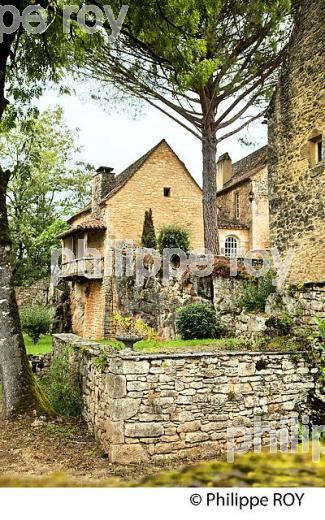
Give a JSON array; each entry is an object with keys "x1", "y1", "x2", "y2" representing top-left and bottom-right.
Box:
[{"x1": 225, "y1": 236, "x2": 238, "y2": 258}]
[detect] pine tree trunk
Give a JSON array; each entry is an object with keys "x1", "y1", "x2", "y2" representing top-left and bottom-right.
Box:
[
  {"x1": 201, "y1": 122, "x2": 219, "y2": 255},
  {"x1": 0, "y1": 168, "x2": 54, "y2": 419}
]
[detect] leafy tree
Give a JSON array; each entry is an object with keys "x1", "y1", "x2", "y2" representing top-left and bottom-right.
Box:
[
  {"x1": 0, "y1": 0, "x2": 102, "y2": 418},
  {"x1": 141, "y1": 208, "x2": 157, "y2": 248},
  {"x1": 1, "y1": 106, "x2": 92, "y2": 285},
  {"x1": 83, "y1": 0, "x2": 293, "y2": 253},
  {"x1": 20, "y1": 305, "x2": 54, "y2": 344}
]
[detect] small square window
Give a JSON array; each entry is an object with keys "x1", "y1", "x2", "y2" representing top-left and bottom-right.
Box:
[{"x1": 164, "y1": 187, "x2": 171, "y2": 197}]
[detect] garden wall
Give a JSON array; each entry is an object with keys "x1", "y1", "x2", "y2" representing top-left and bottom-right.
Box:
[
  {"x1": 53, "y1": 333, "x2": 321, "y2": 465},
  {"x1": 15, "y1": 278, "x2": 50, "y2": 307}
]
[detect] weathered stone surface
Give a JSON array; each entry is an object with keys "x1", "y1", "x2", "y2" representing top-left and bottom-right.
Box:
[
  {"x1": 125, "y1": 422, "x2": 164, "y2": 438},
  {"x1": 268, "y1": 0, "x2": 325, "y2": 285},
  {"x1": 110, "y1": 398, "x2": 140, "y2": 421},
  {"x1": 109, "y1": 444, "x2": 148, "y2": 464},
  {"x1": 177, "y1": 421, "x2": 201, "y2": 433},
  {"x1": 238, "y1": 362, "x2": 256, "y2": 376},
  {"x1": 105, "y1": 420, "x2": 124, "y2": 444},
  {"x1": 105, "y1": 374, "x2": 126, "y2": 398},
  {"x1": 185, "y1": 431, "x2": 209, "y2": 443},
  {"x1": 127, "y1": 381, "x2": 148, "y2": 392},
  {"x1": 121, "y1": 360, "x2": 149, "y2": 375}
]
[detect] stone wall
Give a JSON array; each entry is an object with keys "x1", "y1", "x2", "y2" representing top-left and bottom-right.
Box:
[
  {"x1": 69, "y1": 262, "x2": 325, "y2": 341},
  {"x1": 213, "y1": 276, "x2": 268, "y2": 337},
  {"x1": 268, "y1": 0, "x2": 325, "y2": 284},
  {"x1": 53, "y1": 333, "x2": 321, "y2": 465},
  {"x1": 266, "y1": 283, "x2": 325, "y2": 330},
  {"x1": 15, "y1": 278, "x2": 50, "y2": 307}
]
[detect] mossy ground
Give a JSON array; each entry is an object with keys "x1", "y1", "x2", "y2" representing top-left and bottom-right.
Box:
[{"x1": 0, "y1": 449, "x2": 324, "y2": 487}]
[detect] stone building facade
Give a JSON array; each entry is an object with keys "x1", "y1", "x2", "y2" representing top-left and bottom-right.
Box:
[
  {"x1": 216, "y1": 146, "x2": 270, "y2": 257},
  {"x1": 59, "y1": 140, "x2": 204, "y2": 339},
  {"x1": 268, "y1": 0, "x2": 325, "y2": 285}
]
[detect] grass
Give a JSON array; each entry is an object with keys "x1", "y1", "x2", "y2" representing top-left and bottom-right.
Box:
[
  {"x1": 24, "y1": 334, "x2": 52, "y2": 355},
  {"x1": 96, "y1": 336, "x2": 309, "y2": 353},
  {"x1": 96, "y1": 337, "x2": 247, "y2": 353},
  {"x1": 21, "y1": 333, "x2": 311, "y2": 356}
]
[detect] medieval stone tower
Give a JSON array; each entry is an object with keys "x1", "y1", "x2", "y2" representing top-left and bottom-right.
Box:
[{"x1": 268, "y1": 0, "x2": 325, "y2": 285}]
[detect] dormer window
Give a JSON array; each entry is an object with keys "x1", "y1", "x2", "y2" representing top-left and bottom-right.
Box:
[
  {"x1": 310, "y1": 135, "x2": 323, "y2": 165},
  {"x1": 164, "y1": 187, "x2": 171, "y2": 197}
]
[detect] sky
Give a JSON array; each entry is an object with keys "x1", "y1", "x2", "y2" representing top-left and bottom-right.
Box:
[{"x1": 38, "y1": 89, "x2": 267, "y2": 186}]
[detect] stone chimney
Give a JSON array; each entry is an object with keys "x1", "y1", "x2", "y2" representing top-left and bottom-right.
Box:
[
  {"x1": 217, "y1": 153, "x2": 232, "y2": 191},
  {"x1": 92, "y1": 166, "x2": 115, "y2": 218}
]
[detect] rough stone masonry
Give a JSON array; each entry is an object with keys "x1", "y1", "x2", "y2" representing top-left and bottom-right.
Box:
[{"x1": 53, "y1": 334, "x2": 321, "y2": 464}]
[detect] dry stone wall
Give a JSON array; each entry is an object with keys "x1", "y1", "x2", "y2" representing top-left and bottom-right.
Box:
[
  {"x1": 53, "y1": 333, "x2": 321, "y2": 465},
  {"x1": 15, "y1": 278, "x2": 50, "y2": 307}
]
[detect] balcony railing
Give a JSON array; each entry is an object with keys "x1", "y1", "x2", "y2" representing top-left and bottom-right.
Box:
[{"x1": 60, "y1": 257, "x2": 104, "y2": 280}]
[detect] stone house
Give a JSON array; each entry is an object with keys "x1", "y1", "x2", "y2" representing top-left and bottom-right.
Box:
[
  {"x1": 216, "y1": 146, "x2": 270, "y2": 257},
  {"x1": 59, "y1": 139, "x2": 204, "y2": 339},
  {"x1": 268, "y1": 0, "x2": 325, "y2": 285}
]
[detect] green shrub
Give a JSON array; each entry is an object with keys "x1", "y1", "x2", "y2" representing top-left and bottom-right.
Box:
[
  {"x1": 40, "y1": 347, "x2": 82, "y2": 417},
  {"x1": 20, "y1": 305, "x2": 54, "y2": 344},
  {"x1": 141, "y1": 208, "x2": 157, "y2": 248},
  {"x1": 265, "y1": 312, "x2": 294, "y2": 336},
  {"x1": 176, "y1": 302, "x2": 222, "y2": 340},
  {"x1": 315, "y1": 318, "x2": 325, "y2": 343},
  {"x1": 237, "y1": 271, "x2": 276, "y2": 312},
  {"x1": 157, "y1": 225, "x2": 190, "y2": 255}
]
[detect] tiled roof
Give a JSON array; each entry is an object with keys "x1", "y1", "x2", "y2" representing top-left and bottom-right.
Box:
[
  {"x1": 219, "y1": 145, "x2": 268, "y2": 193},
  {"x1": 218, "y1": 218, "x2": 249, "y2": 230},
  {"x1": 58, "y1": 219, "x2": 106, "y2": 239}
]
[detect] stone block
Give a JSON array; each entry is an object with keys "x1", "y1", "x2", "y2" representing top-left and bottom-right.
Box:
[
  {"x1": 127, "y1": 381, "x2": 147, "y2": 392},
  {"x1": 105, "y1": 420, "x2": 124, "y2": 444},
  {"x1": 238, "y1": 362, "x2": 256, "y2": 376},
  {"x1": 125, "y1": 422, "x2": 164, "y2": 438},
  {"x1": 109, "y1": 444, "x2": 148, "y2": 464},
  {"x1": 121, "y1": 360, "x2": 150, "y2": 375},
  {"x1": 110, "y1": 398, "x2": 140, "y2": 421},
  {"x1": 177, "y1": 420, "x2": 201, "y2": 433},
  {"x1": 185, "y1": 431, "x2": 209, "y2": 443},
  {"x1": 105, "y1": 374, "x2": 126, "y2": 398}
]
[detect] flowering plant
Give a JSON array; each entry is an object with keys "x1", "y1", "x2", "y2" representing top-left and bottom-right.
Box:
[{"x1": 113, "y1": 314, "x2": 159, "y2": 340}]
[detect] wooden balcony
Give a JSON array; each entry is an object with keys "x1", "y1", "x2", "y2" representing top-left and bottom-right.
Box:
[{"x1": 60, "y1": 257, "x2": 104, "y2": 281}]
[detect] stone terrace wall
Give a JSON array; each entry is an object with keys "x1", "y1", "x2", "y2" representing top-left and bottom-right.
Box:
[
  {"x1": 15, "y1": 278, "x2": 50, "y2": 307},
  {"x1": 53, "y1": 333, "x2": 320, "y2": 464},
  {"x1": 266, "y1": 284, "x2": 325, "y2": 330}
]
